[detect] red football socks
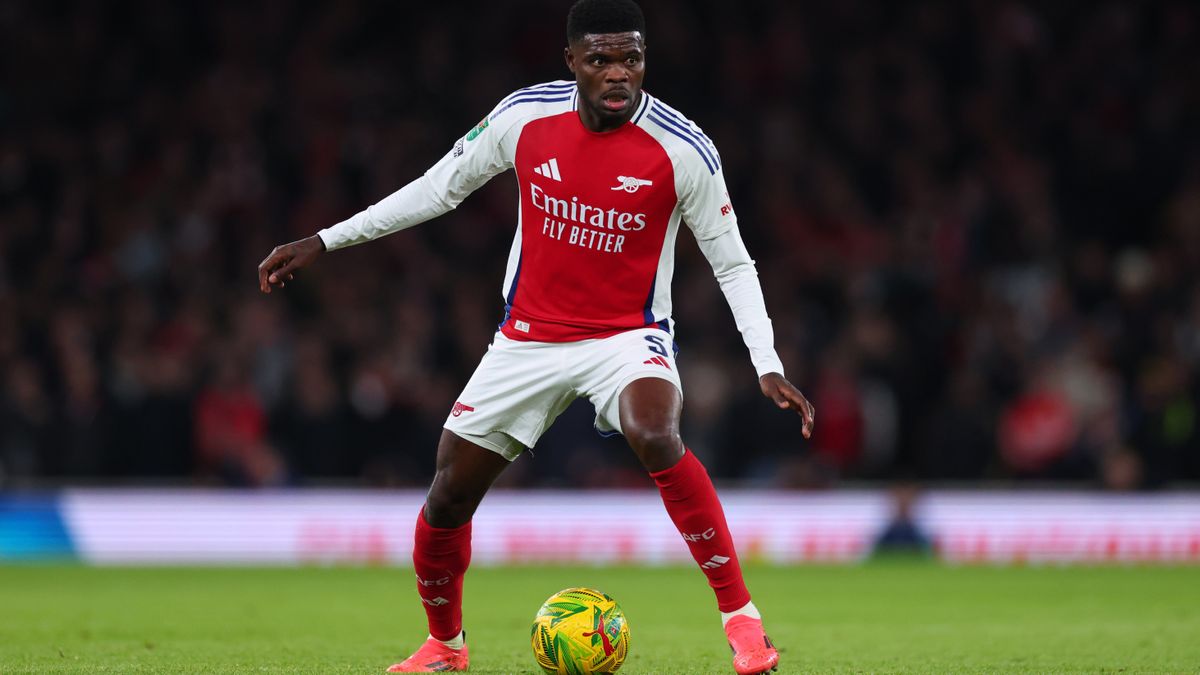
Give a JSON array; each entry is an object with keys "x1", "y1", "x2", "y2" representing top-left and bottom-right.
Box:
[
  {"x1": 412, "y1": 509, "x2": 472, "y2": 641},
  {"x1": 651, "y1": 449, "x2": 752, "y2": 612}
]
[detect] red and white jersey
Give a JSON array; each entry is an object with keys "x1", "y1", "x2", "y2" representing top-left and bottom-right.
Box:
[{"x1": 319, "y1": 81, "x2": 784, "y2": 377}]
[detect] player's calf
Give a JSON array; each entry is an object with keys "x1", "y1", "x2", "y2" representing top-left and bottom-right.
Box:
[
  {"x1": 412, "y1": 511, "x2": 471, "y2": 642},
  {"x1": 651, "y1": 449, "x2": 752, "y2": 612}
]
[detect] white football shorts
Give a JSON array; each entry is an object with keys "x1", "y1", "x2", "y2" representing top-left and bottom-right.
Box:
[{"x1": 443, "y1": 327, "x2": 683, "y2": 460}]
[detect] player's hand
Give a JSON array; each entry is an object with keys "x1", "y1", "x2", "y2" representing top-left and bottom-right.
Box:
[
  {"x1": 257, "y1": 235, "x2": 325, "y2": 293},
  {"x1": 759, "y1": 372, "x2": 815, "y2": 439}
]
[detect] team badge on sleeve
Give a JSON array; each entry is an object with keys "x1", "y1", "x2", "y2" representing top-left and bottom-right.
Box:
[{"x1": 465, "y1": 117, "x2": 490, "y2": 142}]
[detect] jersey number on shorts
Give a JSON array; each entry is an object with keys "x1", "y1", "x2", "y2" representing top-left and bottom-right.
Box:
[{"x1": 645, "y1": 334, "x2": 669, "y2": 358}]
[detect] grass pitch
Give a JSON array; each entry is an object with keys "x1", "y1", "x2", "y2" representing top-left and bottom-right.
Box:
[{"x1": 1, "y1": 563, "x2": 1198, "y2": 673}]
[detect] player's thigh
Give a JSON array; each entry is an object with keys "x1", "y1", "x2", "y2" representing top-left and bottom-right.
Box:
[
  {"x1": 575, "y1": 327, "x2": 683, "y2": 438},
  {"x1": 443, "y1": 333, "x2": 576, "y2": 459},
  {"x1": 618, "y1": 376, "x2": 684, "y2": 471},
  {"x1": 618, "y1": 376, "x2": 683, "y2": 437}
]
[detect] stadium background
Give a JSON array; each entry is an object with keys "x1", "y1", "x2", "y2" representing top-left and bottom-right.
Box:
[
  {"x1": 5, "y1": 0, "x2": 1200, "y2": 491},
  {"x1": 2, "y1": 0, "x2": 1200, "y2": 550},
  {"x1": 3, "y1": 3, "x2": 1200, "y2": 673}
]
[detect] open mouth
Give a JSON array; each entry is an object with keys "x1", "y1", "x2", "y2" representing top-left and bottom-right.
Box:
[{"x1": 601, "y1": 91, "x2": 630, "y2": 111}]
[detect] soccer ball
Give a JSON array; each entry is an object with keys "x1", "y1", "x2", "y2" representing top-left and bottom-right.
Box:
[{"x1": 531, "y1": 587, "x2": 631, "y2": 674}]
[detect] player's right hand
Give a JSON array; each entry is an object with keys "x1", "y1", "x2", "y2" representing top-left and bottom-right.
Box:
[
  {"x1": 257, "y1": 234, "x2": 325, "y2": 293},
  {"x1": 759, "y1": 372, "x2": 816, "y2": 439}
]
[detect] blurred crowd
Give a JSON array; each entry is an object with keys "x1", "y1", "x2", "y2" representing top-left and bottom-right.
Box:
[{"x1": 2, "y1": 1, "x2": 1199, "y2": 489}]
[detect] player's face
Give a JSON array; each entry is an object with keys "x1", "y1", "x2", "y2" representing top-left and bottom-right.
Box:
[{"x1": 565, "y1": 32, "x2": 646, "y2": 132}]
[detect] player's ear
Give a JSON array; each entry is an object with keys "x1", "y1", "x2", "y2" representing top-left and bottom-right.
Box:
[{"x1": 564, "y1": 45, "x2": 576, "y2": 74}]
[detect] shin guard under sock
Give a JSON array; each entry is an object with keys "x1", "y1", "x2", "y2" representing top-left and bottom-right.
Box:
[
  {"x1": 412, "y1": 509, "x2": 472, "y2": 641},
  {"x1": 651, "y1": 449, "x2": 752, "y2": 612}
]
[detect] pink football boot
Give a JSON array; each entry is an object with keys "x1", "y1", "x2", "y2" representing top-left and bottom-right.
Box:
[
  {"x1": 386, "y1": 635, "x2": 469, "y2": 672},
  {"x1": 725, "y1": 615, "x2": 779, "y2": 674}
]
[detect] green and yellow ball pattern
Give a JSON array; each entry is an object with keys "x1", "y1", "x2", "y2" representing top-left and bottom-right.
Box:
[{"x1": 531, "y1": 587, "x2": 631, "y2": 674}]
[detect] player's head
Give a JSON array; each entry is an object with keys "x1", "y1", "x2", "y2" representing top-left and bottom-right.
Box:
[{"x1": 564, "y1": 0, "x2": 646, "y2": 131}]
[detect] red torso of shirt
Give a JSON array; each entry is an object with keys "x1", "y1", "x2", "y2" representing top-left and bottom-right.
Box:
[{"x1": 500, "y1": 112, "x2": 677, "y2": 342}]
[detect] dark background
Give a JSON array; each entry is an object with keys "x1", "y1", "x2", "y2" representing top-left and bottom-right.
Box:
[{"x1": 2, "y1": 1, "x2": 1198, "y2": 489}]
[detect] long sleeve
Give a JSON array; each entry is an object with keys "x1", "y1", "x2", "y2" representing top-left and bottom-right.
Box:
[
  {"x1": 664, "y1": 120, "x2": 785, "y2": 379},
  {"x1": 317, "y1": 174, "x2": 455, "y2": 250},
  {"x1": 694, "y1": 225, "x2": 786, "y2": 379}
]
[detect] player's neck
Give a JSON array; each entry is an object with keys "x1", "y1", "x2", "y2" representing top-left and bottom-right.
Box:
[{"x1": 577, "y1": 91, "x2": 641, "y2": 133}]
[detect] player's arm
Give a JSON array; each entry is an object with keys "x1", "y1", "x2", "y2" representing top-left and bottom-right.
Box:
[
  {"x1": 680, "y1": 164, "x2": 815, "y2": 438},
  {"x1": 258, "y1": 112, "x2": 514, "y2": 293},
  {"x1": 694, "y1": 229, "x2": 814, "y2": 436}
]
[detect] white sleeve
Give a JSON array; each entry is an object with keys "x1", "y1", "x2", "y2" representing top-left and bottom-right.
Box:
[
  {"x1": 318, "y1": 114, "x2": 515, "y2": 251},
  {"x1": 694, "y1": 226, "x2": 786, "y2": 379},
  {"x1": 678, "y1": 162, "x2": 737, "y2": 241},
  {"x1": 678, "y1": 158, "x2": 784, "y2": 379}
]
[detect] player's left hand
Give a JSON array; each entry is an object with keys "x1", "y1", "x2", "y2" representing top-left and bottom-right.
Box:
[
  {"x1": 257, "y1": 234, "x2": 325, "y2": 293},
  {"x1": 759, "y1": 372, "x2": 815, "y2": 439}
]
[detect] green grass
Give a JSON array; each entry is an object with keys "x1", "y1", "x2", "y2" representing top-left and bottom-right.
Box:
[{"x1": 1, "y1": 563, "x2": 1198, "y2": 673}]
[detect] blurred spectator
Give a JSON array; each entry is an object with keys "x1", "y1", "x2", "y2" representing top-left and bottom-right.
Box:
[
  {"x1": 809, "y1": 345, "x2": 865, "y2": 473},
  {"x1": 193, "y1": 356, "x2": 284, "y2": 486},
  {"x1": 1, "y1": 360, "x2": 52, "y2": 482},
  {"x1": 997, "y1": 383, "x2": 1078, "y2": 476},
  {"x1": 1100, "y1": 446, "x2": 1144, "y2": 492},
  {"x1": 1130, "y1": 354, "x2": 1199, "y2": 488},
  {"x1": 919, "y1": 370, "x2": 995, "y2": 480},
  {"x1": 271, "y1": 336, "x2": 355, "y2": 480},
  {"x1": 872, "y1": 483, "x2": 932, "y2": 556}
]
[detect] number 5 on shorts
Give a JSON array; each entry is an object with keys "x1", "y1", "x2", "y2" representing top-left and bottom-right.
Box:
[{"x1": 645, "y1": 334, "x2": 669, "y2": 358}]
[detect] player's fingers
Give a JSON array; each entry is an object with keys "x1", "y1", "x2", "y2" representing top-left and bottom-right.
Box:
[
  {"x1": 779, "y1": 387, "x2": 806, "y2": 415},
  {"x1": 259, "y1": 247, "x2": 294, "y2": 290},
  {"x1": 268, "y1": 256, "x2": 299, "y2": 285},
  {"x1": 777, "y1": 386, "x2": 814, "y2": 436},
  {"x1": 802, "y1": 399, "x2": 815, "y2": 438},
  {"x1": 765, "y1": 385, "x2": 790, "y2": 409},
  {"x1": 257, "y1": 254, "x2": 279, "y2": 293}
]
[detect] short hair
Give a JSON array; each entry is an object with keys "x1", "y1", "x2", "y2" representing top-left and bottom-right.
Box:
[{"x1": 566, "y1": 0, "x2": 646, "y2": 44}]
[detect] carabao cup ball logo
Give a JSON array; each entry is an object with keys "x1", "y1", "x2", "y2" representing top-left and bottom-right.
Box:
[
  {"x1": 465, "y1": 117, "x2": 490, "y2": 142},
  {"x1": 531, "y1": 588, "x2": 631, "y2": 674}
]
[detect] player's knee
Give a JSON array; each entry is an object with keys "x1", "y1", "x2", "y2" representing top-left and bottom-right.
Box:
[
  {"x1": 624, "y1": 421, "x2": 683, "y2": 472},
  {"x1": 424, "y1": 479, "x2": 480, "y2": 528}
]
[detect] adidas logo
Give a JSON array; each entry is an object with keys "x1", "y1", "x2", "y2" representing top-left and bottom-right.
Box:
[
  {"x1": 702, "y1": 554, "x2": 730, "y2": 569},
  {"x1": 533, "y1": 158, "x2": 562, "y2": 181},
  {"x1": 643, "y1": 356, "x2": 671, "y2": 370}
]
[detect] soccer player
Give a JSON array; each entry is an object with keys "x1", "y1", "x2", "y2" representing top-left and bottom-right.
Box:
[{"x1": 257, "y1": 0, "x2": 814, "y2": 672}]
